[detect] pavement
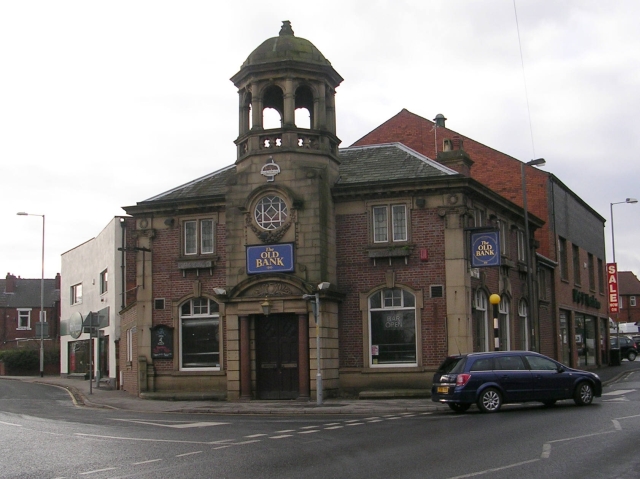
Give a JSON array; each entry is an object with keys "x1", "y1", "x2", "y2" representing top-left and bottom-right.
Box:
[{"x1": 3, "y1": 361, "x2": 639, "y2": 416}]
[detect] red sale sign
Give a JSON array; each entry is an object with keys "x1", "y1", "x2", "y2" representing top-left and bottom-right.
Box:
[{"x1": 607, "y1": 262, "x2": 619, "y2": 314}]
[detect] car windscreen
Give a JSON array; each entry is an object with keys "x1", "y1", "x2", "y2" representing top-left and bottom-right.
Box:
[{"x1": 437, "y1": 357, "x2": 465, "y2": 374}]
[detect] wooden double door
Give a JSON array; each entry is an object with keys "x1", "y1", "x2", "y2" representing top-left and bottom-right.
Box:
[{"x1": 256, "y1": 313, "x2": 300, "y2": 399}]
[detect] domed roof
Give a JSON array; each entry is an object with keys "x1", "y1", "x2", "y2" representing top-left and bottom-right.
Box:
[{"x1": 241, "y1": 21, "x2": 332, "y2": 68}]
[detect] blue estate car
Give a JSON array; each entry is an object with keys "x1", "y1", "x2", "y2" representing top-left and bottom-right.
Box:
[{"x1": 431, "y1": 351, "x2": 602, "y2": 413}]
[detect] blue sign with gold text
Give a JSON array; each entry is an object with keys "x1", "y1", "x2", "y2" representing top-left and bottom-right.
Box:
[
  {"x1": 246, "y1": 243, "x2": 294, "y2": 274},
  {"x1": 470, "y1": 231, "x2": 500, "y2": 267}
]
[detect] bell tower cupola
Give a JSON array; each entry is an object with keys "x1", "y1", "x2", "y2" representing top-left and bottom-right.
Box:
[{"x1": 230, "y1": 21, "x2": 344, "y2": 164}]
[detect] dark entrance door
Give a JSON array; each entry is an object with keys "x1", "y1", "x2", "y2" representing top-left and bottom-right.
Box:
[{"x1": 256, "y1": 313, "x2": 299, "y2": 399}]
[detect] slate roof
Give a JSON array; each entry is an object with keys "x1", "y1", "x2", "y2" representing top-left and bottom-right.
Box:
[
  {"x1": 619, "y1": 271, "x2": 640, "y2": 295},
  {"x1": 140, "y1": 165, "x2": 235, "y2": 204},
  {"x1": 336, "y1": 143, "x2": 458, "y2": 185},
  {"x1": 0, "y1": 278, "x2": 60, "y2": 309},
  {"x1": 135, "y1": 143, "x2": 458, "y2": 208}
]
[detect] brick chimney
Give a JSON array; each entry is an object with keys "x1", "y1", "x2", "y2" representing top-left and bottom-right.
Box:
[
  {"x1": 5, "y1": 273, "x2": 17, "y2": 293},
  {"x1": 437, "y1": 135, "x2": 473, "y2": 176},
  {"x1": 55, "y1": 273, "x2": 61, "y2": 289}
]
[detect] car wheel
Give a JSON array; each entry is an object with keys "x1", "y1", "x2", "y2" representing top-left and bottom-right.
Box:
[
  {"x1": 628, "y1": 351, "x2": 637, "y2": 361},
  {"x1": 542, "y1": 400, "x2": 556, "y2": 407},
  {"x1": 477, "y1": 388, "x2": 502, "y2": 413},
  {"x1": 574, "y1": 382, "x2": 594, "y2": 406},
  {"x1": 448, "y1": 403, "x2": 471, "y2": 413}
]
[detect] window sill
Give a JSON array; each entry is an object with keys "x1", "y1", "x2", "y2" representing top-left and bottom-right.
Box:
[
  {"x1": 367, "y1": 245, "x2": 413, "y2": 258},
  {"x1": 177, "y1": 257, "x2": 217, "y2": 271}
]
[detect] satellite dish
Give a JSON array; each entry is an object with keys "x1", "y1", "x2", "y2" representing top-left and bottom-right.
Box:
[{"x1": 69, "y1": 311, "x2": 83, "y2": 339}]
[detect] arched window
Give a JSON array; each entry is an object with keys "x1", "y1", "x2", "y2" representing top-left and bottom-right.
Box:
[
  {"x1": 498, "y1": 297, "x2": 511, "y2": 351},
  {"x1": 368, "y1": 288, "x2": 416, "y2": 367},
  {"x1": 518, "y1": 299, "x2": 529, "y2": 351},
  {"x1": 474, "y1": 290, "x2": 489, "y2": 352},
  {"x1": 180, "y1": 297, "x2": 220, "y2": 370}
]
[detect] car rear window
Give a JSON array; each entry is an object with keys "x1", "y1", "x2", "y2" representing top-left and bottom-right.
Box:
[{"x1": 437, "y1": 357, "x2": 465, "y2": 374}]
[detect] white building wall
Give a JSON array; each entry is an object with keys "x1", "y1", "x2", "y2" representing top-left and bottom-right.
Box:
[{"x1": 60, "y1": 217, "x2": 126, "y2": 385}]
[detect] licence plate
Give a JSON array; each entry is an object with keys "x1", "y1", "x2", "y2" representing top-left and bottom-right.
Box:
[{"x1": 437, "y1": 386, "x2": 449, "y2": 394}]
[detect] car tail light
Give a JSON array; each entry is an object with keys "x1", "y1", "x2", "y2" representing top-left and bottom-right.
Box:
[{"x1": 456, "y1": 373, "x2": 471, "y2": 387}]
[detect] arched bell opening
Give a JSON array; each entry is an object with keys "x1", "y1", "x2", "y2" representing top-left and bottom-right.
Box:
[
  {"x1": 294, "y1": 84, "x2": 314, "y2": 130},
  {"x1": 263, "y1": 85, "x2": 284, "y2": 129}
]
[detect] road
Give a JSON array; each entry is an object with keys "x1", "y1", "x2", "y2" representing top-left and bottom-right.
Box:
[{"x1": 1, "y1": 373, "x2": 640, "y2": 478}]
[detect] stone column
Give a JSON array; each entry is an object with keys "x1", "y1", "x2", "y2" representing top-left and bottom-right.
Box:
[
  {"x1": 298, "y1": 313, "x2": 310, "y2": 399},
  {"x1": 240, "y1": 315, "x2": 251, "y2": 399}
]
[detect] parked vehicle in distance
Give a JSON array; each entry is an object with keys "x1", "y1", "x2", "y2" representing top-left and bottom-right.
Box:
[
  {"x1": 610, "y1": 335, "x2": 638, "y2": 361},
  {"x1": 431, "y1": 351, "x2": 602, "y2": 413}
]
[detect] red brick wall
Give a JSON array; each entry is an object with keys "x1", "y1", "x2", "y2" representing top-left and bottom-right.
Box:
[
  {"x1": 147, "y1": 221, "x2": 228, "y2": 372},
  {"x1": 336, "y1": 208, "x2": 448, "y2": 369},
  {"x1": 352, "y1": 109, "x2": 553, "y2": 261}
]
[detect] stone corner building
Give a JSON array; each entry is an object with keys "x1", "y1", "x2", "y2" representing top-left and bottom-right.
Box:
[{"x1": 120, "y1": 22, "x2": 546, "y2": 400}]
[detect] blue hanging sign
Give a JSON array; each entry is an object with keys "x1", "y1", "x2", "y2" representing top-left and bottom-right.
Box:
[
  {"x1": 246, "y1": 243, "x2": 295, "y2": 274},
  {"x1": 470, "y1": 231, "x2": 501, "y2": 267}
]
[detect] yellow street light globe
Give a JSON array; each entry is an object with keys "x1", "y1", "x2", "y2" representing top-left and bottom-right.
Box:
[{"x1": 489, "y1": 293, "x2": 501, "y2": 305}]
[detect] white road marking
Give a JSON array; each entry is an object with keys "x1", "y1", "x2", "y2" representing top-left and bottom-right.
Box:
[
  {"x1": 75, "y1": 433, "x2": 212, "y2": 445},
  {"x1": 245, "y1": 433, "x2": 268, "y2": 438},
  {"x1": 602, "y1": 389, "x2": 635, "y2": 396},
  {"x1": 111, "y1": 419, "x2": 228, "y2": 428},
  {"x1": 300, "y1": 425, "x2": 319, "y2": 429},
  {"x1": 270, "y1": 434, "x2": 293, "y2": 439},
  {"x1": 446, "y1": 459, "x2": 540, "y2": 478},
  {"x1": 132, "y1": 459, "x2": 162, "y2": 465},
  {"x1": 612, "y1": 419, "x2": 622, "y2": 431},
  {"x1": 324, "y1": 426, "x2": 343, "y2": 430},
  {"x1": 0, "y1": 420, "x2": 22, "y2": 427},
  {"x1": 541, "y1": 443, "x2": 551, "y2": 459},
  {"x1": 298, "y1": 430, "x2": 320, "y2": 434},
  {"x1": 176, "y1": 451, "x2": 202, "y2": 457},
  {"x1": 615, "y1": 413, "x2": 640, "y2": 420},
  {"x1": 275, "y1": 429, "x2": 295, "y2": 433},
  {"x1": 79, "y1": 467, "x2": 118, "y2": 475},
  {"x1": 346, "y1": 422, "x2": 364, "y2": 426}
]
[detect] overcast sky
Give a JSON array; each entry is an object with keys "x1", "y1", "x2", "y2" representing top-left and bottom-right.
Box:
[{"x1": 2, "y1": 0, "x2": 639, "y2": 281}]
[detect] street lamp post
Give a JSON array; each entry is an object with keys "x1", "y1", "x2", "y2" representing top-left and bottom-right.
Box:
[
  {"x1": 610, "y1": 198, "x2": 638, "y2": 357},
  {"x1": 16, "y1": 212, "x2": 46, "y2": 377},
  {"x1": 303, "y1": 282, "x2": 330, "y2": 405},
  {"x1": 521, "y1": 158, "x2": 546, "y2": 352}
]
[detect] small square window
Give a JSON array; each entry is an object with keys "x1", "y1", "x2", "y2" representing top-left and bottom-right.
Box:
[
  {"x1": 154, "y1": 298, "x2": 165, "y2": 310},
  {"x1": 100, "y1": 269, "x2": 108, "y2": 295},
  {"x1": 71, "y1": 283, "x2": 83, "y2": 305}
]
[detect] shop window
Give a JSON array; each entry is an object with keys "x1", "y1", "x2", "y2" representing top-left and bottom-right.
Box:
[
  {"x1": 572, "y1": 244, "x2": 581, "y2": 286},
  {"x1": 71, "y1": 283, "x2": 83, "y2": 305},
  {"x1": 473, "y1": 209, "x2": 485, "y2": 227},
  {"x1": 180, "y1": 297, "x2": 220, "y2": 370},
  {"x1": 473, "y1": 290, "x2": 489, "y2": 352},
  {"x1": 183, "y1": 219, "x2": 215, "y2": 256},
  {"x1": 598, "y1": 258, "x2": 604, "y2": 294},
  {"x1": 517, "y1": 299, "x2": 528, "y2": 351},
  {"x1": 372, "y1": 204, "x2": 407, "y2": 243},
  {"x1": 588, "y1": 253, "x2": 595, "y2": 291},
  {"x1": 499, "y1": 220, "x2": 507, "y2": 255},
  {"x1": 17, "y1": 309, "x2": 31, "y2": 330},
  {"x1": 498, "y1": 297, "x2": 510, "y2": 351},
  {"x1": 368, "y1": 288, "x2": 416, "y2": 366},
  {"x1": 559, "y1": 237, "x2": 568, "y2": 281},
  {"x1": 516, "y1": 229, "x2": 525, "y2": 262}
]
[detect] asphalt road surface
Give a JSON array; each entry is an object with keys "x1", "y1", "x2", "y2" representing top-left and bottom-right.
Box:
[{"x1": 2, "y1": 375, "x2": 640, "y2": 478}]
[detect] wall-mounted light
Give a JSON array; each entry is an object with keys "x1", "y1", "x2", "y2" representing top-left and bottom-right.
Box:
[
  {"x1": 416, "y1": 198, "x2": 426, "y2": 208},
  {"x1": 261, "y1": 297, "x2": 271, "y2": 316},
  {"x1": 213, "y1": 288, "x2": 227, "y2": 296},
  {"x1": 164, "y1": 218, "x2": 175, "y2": 227}
]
